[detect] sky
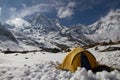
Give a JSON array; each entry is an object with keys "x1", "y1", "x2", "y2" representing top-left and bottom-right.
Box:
[{"x1": 0, "y1": 0, "x2": 120, "y2": 26}]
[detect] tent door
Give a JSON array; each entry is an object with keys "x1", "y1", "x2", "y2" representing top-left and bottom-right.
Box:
[{"x1": 81, "y1": 52, "x2": 91, "y2": 70}]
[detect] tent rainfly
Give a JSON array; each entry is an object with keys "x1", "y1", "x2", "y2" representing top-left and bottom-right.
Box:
[{"x1": 60, "y1": 47, "x2": 98, "y2": 72}]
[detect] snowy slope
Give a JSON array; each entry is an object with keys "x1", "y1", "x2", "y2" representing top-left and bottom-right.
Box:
[
  {"x1": 88, "y1": 44, "x2": 120, "y2": 69},
  {"x1": 67, "y1": 24, "x2": 93, "y2": 45},
  {"x1": 0, "y1": 22, "x2": 41, "y2": 51},
  {"x1": 0, "y1": 23, "x2": 23, "y2": 50},
  {"x1": 7, "y1": 18, "x2": 66, "y2": 49},
  {"x1": 87, "y1": 9, "x2": 120, "y2": 42},
  {"x1": 0, "y1": 23, "x2": 17, "y2": 43},
  {"x1": 0, "y1": 44, "x2": 120, "y2": 80}
]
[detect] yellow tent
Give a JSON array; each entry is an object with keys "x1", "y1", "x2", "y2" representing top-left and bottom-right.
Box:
[{"x1": 60, "y1": 47, "x2": 98, "y2": 72}]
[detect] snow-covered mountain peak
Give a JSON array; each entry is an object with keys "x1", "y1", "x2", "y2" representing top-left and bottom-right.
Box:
[
  {"x1": 31, "y1": 13, "x2": 49, "y2": 25},
  {"x1": 89, "y1": 9, "x2": 120, "y2": 31},
  {"x1": 87, "y1": 9, "x2": 120, "y2": 42},
  {"x1": 101, "y1": 9, "x2": 120, "y2": 24},
  {"x1": 69, "y1": 24, "x2": 89, "y2": 34},
  {"x1": 30, "y1": 14, "x2": 62, "y2": 33}
]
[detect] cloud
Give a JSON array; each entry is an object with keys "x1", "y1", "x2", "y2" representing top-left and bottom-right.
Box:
[
  {"x1": 19, "y1": 4, "x2": 54, "y2": 18},
  {"x1": 9, "y1": 8, "x2": 17, "y2": 18},
  {"x1": 9, "y1": 3, "x2": 55, "y2": 19},
  {"x1": 4, "y1": 0, "x2": 76, "y2": 21},
  {"x1": 0, "y1": 7, "x2": 1, "y2": 16},
  {"x1": 57, "y1": 2, "x2": 75, "y2": 18},
  {"x1": 4, "y1": 0, "x2": 66, "y2": 21},
  {"x1": 6, "y1": 18, "x2": 31, "y2": 28},
  {"x1": 57, "y1": 7, "x2": 74, "y2": 18},
  {"x1": 68, "y1": 2, "x2": 76, "y2": 8}
]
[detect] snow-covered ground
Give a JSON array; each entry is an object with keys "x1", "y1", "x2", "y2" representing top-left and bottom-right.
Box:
[
  {"x1": 0, "y1": 44, "x2": 120, "y2": 80},
  {"x1": 0, "y1": 52, "x2": 66, "y2": 67},
  {"x1": 88, "y1": 44, "x2": 120, "y2": 69}
]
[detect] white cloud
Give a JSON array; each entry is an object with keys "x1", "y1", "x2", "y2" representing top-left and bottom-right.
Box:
[
  {"x1": 9, "y1": 1, "x2": 75, "y2": 19},
  {"x1": 57, "y1": 2, "x2": 75, "y2": 18},
  {"x1": 57, "y1": 7, "x2": 74, "y2": 18},
  {"x1": 68, "y1": 2, "x2": 75, "y2": 8},
  {"x1": 12, "y1": 3, "x2": 54, "y2": 19},
  {"x1": 19, "y1": 4, "x2": 52, "y2": 17},
  {"x1": 6, "y1": 1, "x2": 75, "y2": 21},
  {"x1": 6, "y1": 18, "x2": 30, "y2": 28}
]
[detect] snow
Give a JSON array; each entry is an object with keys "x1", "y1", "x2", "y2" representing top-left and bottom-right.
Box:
[
  {"x1": 0, "y1": 44, "x2": 120, "y2": 80},
  {"x1": 0, "y1": 62, "x2": 120, "y2": 80},
  {"x1": 0, "y1": 40, "x2": 22, "y2": 51},
  {"x1": 0, "y1": 9, "x2": 120, "y2": 79},
  {"x1": 0, "y1": 52, "x2": 66, "y2": 67},
  {"x1": 4, "y1": 14, "x2": 92, "y2": 50},
  {"x1": 87, "y1": 9, "x2": 120, "y2": 42},
  {"x1": 88, "y1": 45, "x2": 120, "y2": 69}
]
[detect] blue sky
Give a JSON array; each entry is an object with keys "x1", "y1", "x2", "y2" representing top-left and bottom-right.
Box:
[{"x1": 0, "y1": 0, "x2": 120, "y2": 26}]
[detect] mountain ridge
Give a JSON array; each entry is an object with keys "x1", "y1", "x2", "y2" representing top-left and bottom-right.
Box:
[
  {"x1": 4, "y1": 14, "x2": 92, "y2": 50},
  {"x1": 1, "y1": 9, "x2": 120, "y2": 51},
  {"x1": 86, "y1": 9, "x2": 120, "y2": 42}
]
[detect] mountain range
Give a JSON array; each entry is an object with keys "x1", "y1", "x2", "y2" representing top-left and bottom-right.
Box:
[
  {"x1": 0, "y1": 9, "x2": 120, "y2": 51},
  {"x1": 87, "y1": 9, "x2": 120, "y2": 42}
]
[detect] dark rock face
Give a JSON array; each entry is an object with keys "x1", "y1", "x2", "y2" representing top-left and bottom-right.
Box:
[{"x1": 0, "y1": 23, "x2": 18, "y2": 43}]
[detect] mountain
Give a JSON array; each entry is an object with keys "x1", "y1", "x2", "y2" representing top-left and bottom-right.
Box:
[
  {"x1": 64, "y1": 24, "x2": 93, "y2": 45},
  {"x1": 86, "y1": 9, "x2": 120, "y2": 42},
  {"x1": 30, "y1": 14, "x2": 62, "y2": 33},
  {"x1": 3, "y1": 9, "x2": 120, "y2": 51},
  {"x1": 5, "y1": 14, "x2": 92, "y2": 51},
  {"x1": 0, "y1": 23, "x2": 17, "y2": 43},
  {"x1": 0, "y1": 22, "x2": 22, "y2": 50}
]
